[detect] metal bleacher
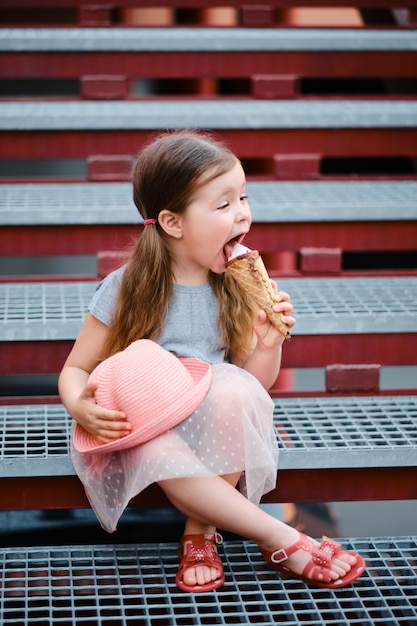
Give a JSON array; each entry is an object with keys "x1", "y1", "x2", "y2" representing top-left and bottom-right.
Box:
[
  {"x1": 1, "y1": 276, "x2": 417, "y2": 375},
  {"x1": 1, "y1": 100, "x2": 416, "y2": 184},
  {"x1": 1, "y1": 395, "x2": 417, "y2": 508},
  {"x1": 1, "y1": 180, "x2": 416, "y2": 258},
  {"x1": 1, "y1": 2, "x2": 417, "y2": 625},
  {"x1": 1, "y1": 537, "x2": 416, "y2": 626}
]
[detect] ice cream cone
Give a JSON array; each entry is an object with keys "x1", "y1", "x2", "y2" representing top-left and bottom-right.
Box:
[{"x1": 226, "y1": 249, "x2": 291, "y2": 339}]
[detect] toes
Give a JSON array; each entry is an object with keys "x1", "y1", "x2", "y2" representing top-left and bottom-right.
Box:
[
  {"x1": 211, "y1": 567, "x2": 222, "y2": 583},
  {"x1": 338, "y1": 551, "x2": 357, "y2": 565},
  {"x1": 336, "y1": 553, "x2": 356, "y2": 571},
  {"x1": 188, "y1": 566, "x2": 209, "y2": 586},
  {"x1": 320, "y1": 568, "x2": 339, "y2": 582},
  {"x1": 332, "y1": 562, "x2": 351, "y2": 578},
  {"x1": 326, "y1": 554, "x2": 355, "y2": 580},
  {"x1": 183, "y1": 565, "x2": 221, "y2": 588},
  {"x1": 195, "y1": 566, "x2": 210, "y2": 586},
  {"x1": 182, "y1": 568, "x2": 197, "y2": 587}
]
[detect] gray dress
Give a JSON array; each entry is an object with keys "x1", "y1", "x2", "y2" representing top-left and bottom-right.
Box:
[{"x1": 71, "y1": 268, "x2": 278, "y2": 533}]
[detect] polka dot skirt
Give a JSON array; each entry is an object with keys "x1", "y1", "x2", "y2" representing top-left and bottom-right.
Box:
[{"x1": 71, "y1": 364, "x2": 278, "y2": 533}]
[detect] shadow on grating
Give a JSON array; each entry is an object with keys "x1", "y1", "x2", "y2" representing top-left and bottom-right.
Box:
[
  {"x1": 0, "y1": 507, "x2": 189, "y2": 548},
  {"x1": 1, "y1": 537, "x2": 416, "y2": 625}
]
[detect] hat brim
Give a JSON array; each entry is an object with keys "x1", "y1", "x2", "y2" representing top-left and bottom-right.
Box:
[{"x1": 72, "y1": 357, "x2": 212, "y2": 454}]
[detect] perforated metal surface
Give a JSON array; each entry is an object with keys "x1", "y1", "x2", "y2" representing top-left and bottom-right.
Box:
[
  {"x1": 1, "y1": 181, "x2": 416, "y2": 225},
  {"x1": 0, "y1": 282, "x2": 94, "y2": 340},
  {"x1": 1, "y1": 100, "x2": 417, "y2": 131},
  {"x1": 1, "y1": 396, "x2": 416, "y2": 477},
  {"x1": 0, "y1": 404, "x2": 72, "y2": 476},
  {"x1": 274, "y1": 395, "x2": 417, "y2": 469},
  {"x1": 1, "y1": 277, "x2": 416, "y2": 341},
  {"x1": 278, "y1": 276, "x2": 417, "y2": 335},
  {"x1": 1, "y1": 537, "x2": 416, "y2": 625},
  {"x1": 1, "y1": 27, "x2": 416, "y2": 51}
]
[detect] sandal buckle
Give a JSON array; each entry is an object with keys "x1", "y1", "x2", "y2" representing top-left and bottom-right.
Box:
[
  {"x1": 214, "y1": 532, "x2": 223, "y2": 545},
  {"x1": 270, "y1": 548, "x2": 288, "y2": 564}
]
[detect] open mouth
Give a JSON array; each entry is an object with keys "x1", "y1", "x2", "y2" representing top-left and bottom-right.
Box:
[{"x1": 223, "y1": 233, "x2": 247, "y2": 262}]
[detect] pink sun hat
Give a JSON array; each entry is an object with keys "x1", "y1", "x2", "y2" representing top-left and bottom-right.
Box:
[{"x1": 72, "y1": 339, "x2": 212, "y2": 454}]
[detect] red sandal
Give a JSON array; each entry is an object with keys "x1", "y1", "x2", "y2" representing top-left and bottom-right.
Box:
[
  {"x1": 261, "y1": 533, "x2": 365, "y2": 589},
  {"x1": 176, "y1": 532, "x2": 225, "y2": 593}
]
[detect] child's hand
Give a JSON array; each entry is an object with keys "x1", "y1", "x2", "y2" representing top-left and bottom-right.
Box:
[
  {"x1": 74, "y1": 381, "x2": 132, "y2": 444},
  {"x1": 254, "y1": 286, "x2": 296, "y2": 349}
]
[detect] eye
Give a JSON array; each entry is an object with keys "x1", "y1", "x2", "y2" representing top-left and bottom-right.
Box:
[
  {"x1": 217, "y1": 202, "x2": 230, "y2": 210},
  {"x1": 240, "y1": 195, "x2": 248, "y2": 202}
]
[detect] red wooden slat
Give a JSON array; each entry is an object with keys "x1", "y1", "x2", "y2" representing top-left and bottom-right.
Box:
[
  {"x1": 0, "y1": 466, "x2": 415, "y2": 511},
  {"x1": 268, "y1": 467, "x2": 417, "y2": 503},
  {"x1": 325, "y1": 363, "x2": 380, "y2": 392},
  {"x1": 2, "y1": 333, "x2": 416, "y2": 376},
  {"x1": 1, "y1": 128, "x2": 416, "y2": 160},
  {"x1": 1, "y1": 221, "x2": 416, "y2": 257},
  {"x1": 0, "y1": 224, "x2": 137, "y2": 256},
  {"x1": 282, "y1": 333, "x2": 417, "y2": 368},
  {"x1": 1, "y1": 342, "x2": 74, "y2": 376},
  {"x1": 247, "y1": 221, "x2": 417, "y2": 254},
  {"x1": 1, "y1": 51, "x2": 416, "y2": 81}
]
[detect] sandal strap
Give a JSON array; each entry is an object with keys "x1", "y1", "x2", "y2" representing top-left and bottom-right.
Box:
[
  {"x1": 296, "y1": 534, "x2": 342, "y2": 582},
  {"x1": 268, "y1": 532, "x2": 308, "y2": 564},
  {"x1": 308, "y1": 535, "x2": 342, "y2": 569},
  {"x1": 269, "y1": 533, "x2": 342, "y2": 571},
  {"x1": 263, "y1": 533, "x2": 363, "y2": 588},
  {"x1": 181, "y1": 532, "x2": 223, "y2": 548},
  {"x1": 178, "y1": 533, "x2": 223, "y2": 575}
]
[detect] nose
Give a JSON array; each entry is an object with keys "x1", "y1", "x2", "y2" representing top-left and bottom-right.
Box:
[{"x1": 237, "y1": 199, "x2": 252, "y2": 226}]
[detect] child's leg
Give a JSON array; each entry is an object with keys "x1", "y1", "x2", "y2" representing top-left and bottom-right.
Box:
[
  {"x1": 159, "y1": 473, "x2": 357, "y2": 585},
  {"x1": 179, "y1": 471, "x2": 241, "y2": 588}
]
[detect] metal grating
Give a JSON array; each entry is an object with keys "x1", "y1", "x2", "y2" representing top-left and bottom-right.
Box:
[
  {"x1": 1, "y1": 27, "x2": 416, "y2": 52},
  {"x1": 273, "y1": 395, "x2": 417, "y2": 469},
  {"x1": 0, "y1": 404, "x2": 70, "y2": 476},
  {"x1": 1, "y1": 100, "x2": 417, "y2": 131},
  {"x1": 1, "y1": 396, "x2": 416, "y2": 477},
  {"x1": 278, "y1": 276, "x2": 417, "y2": 335},
  {"x1": 2, "y1": 277, "x2": 416, "y2": 341},
  {"x1": 0, "y1": 537, "x2": 416, "y2": 625},
  {"x1": 0, "y1": 282, "x2": 95, "y2": 341},
  {"x1": 1, "y1": 181, "x2": 416, "y2": 225},
  {"x1": 274, "y1": 396, "x2": 417, "y2": 451}
]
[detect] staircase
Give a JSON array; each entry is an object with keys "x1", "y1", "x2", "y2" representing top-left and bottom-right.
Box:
[{"x1": 1, "y1": 3, "x2": 416, "y2": 624}]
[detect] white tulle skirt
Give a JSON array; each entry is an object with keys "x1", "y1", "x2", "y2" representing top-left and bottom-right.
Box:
[{"x1": 71, "y1": 363, "x2": 278, "y2": 533}]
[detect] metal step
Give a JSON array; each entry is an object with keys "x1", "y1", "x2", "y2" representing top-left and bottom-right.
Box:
[
  {"x1": 1, "y1": 180, "x2": 416, "y2": 225},
  {"x1": 1, "y1": 277, "x2": 416, "y2": 342},
  {"x1": 2, "y1": 100, "x2": 416, "y2": 131},
  {"x1": 1, "y1": 395, "x2": 416, "y2": 478},
  {"x1": 2, "y1": 27, "x2": 416, "y2": 52},
  {"x1": 1, "y1": 537, "x2": 416, "y2": 625}
]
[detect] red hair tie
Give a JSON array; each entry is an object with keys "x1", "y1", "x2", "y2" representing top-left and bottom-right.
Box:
[{"x1": 143, "y1": 218, "x2": 157, "y2": 226}]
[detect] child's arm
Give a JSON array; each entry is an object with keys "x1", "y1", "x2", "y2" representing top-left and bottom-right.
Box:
[
  {"x1": 241, "y1": 288, "x2": 295, "y2": 390},
  {"x1": 58, "y1": 312, "x2": 132, "y2": 444}
]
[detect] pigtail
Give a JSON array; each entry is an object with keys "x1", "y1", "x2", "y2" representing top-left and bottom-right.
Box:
[{"x1": 103, "y1": 227, "x2": 173, "y2": 358}]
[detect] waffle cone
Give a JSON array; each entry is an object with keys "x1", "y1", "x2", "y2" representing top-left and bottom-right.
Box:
[{"x1": 226, "y1": 250, "x2": 290, "y2": 339}]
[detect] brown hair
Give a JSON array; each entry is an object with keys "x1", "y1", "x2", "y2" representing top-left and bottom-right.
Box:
[{"x1": 104, "y1": 130, "x2": 257, "y2": 364}]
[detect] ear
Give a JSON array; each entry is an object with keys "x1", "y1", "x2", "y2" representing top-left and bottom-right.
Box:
[{"x1": 158, "y1": 209, "x2": 183, "y2": 239}]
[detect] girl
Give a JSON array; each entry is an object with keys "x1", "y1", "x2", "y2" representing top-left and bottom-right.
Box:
[{"x1": 59, "y1": 130, "x2": 365, "y2": 593}]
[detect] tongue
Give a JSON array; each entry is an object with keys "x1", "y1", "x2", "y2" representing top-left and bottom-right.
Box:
[{"x1": 224, "y1": 242, "x2": 232, "y2": 261}]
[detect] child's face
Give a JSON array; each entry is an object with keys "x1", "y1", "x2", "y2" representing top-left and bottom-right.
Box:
[{"x1": 178, "y1": 160, "x2": 251, "y2": 280}]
